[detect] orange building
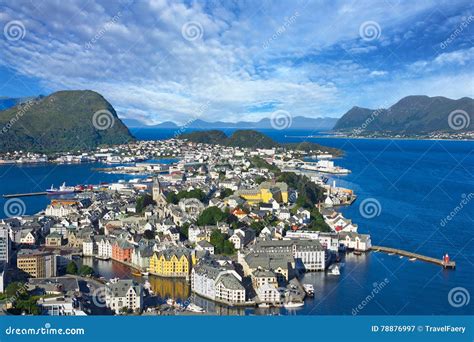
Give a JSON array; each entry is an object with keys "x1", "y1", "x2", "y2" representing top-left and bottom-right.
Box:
[{"x1": 112, "y1": 239, "x2": 133, "y2": 263}]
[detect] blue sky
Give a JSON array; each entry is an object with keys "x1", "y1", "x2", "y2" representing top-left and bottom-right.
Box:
[{"x1": 0, "y1": 0, "x2": 473, "y2": 124}]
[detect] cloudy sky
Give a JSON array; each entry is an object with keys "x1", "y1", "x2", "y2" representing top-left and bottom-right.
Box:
[{"x1": 0, "y1": 0, "x2": 473, "y2": 125}]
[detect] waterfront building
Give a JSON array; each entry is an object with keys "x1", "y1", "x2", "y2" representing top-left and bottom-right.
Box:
[
  {"x1": 17, "y1": 249, "x2": 57, "y2": 278},
  {"x1": 251, "y1": 269, "x2": 278, "y2": 289},
  {"x1": 256, "y1": 283, "x2": 282, "y2": 304},
  {"x1": 45, "y1": 232, "x2": 63, "y2": 247},
  {"x1": 240, "y1": 252, "x2": 295, "y2": 284},
  {"x1": 45, "y1": 200, "x2": 79, "y2": 218},
  {"x1": 338, "y1": 232, "x2": 372, "y2": 251},
  {"x1": 149, "y1": 247, "x2": 193, "y2": 277},
  {"x1": 131, "y1": 244, "x2": 154, "y2": 270},
  {"x1": 82, "y1": 237, "x2": 95, "y2": 256},
  {"x1": 251, "y1": 239, "x2": 326, "y2": 271},
  {"x1": 191, "y1": 261, "x2": 246, "y2": 304},
  {"x1": 105, "y1": 279, "x2": 143, "y2": 314},
  {"x1": 96, "y1": 236, "x2": 114, "y2": 259},
  {"x1": 112, "y1": 239, "x2": 134, "y2": 263}
]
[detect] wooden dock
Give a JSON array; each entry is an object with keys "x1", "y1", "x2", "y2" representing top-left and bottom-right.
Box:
[
  {"x1": 2, "y1": 192, "x2": 47, "y2": 198},
  {"x1": 371, "y1": 245, "x2": 456, "y2": 269}
]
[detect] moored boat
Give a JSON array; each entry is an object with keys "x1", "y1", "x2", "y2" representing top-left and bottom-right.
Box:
[
  {"x1": 303, "y1": 284, "x2": 314, "y2": 296},
  {"x1": 46, "y1": 182, "x2": 76, "y2": 195},
  {"x1": 284, "y1": 301, "x2": 304, "y2": 308}
]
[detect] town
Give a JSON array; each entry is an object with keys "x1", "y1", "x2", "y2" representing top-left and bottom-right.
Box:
[{"x1": 0, "y1": 137, "x2": 372, "y2": 316}]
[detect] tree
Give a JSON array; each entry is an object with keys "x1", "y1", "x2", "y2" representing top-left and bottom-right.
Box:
[
  {"x1": 179, "y1": 222, "x2": 190, "y2": 239},
  {"x1": 5, "y1": 282, "x2": 26, "y2": 298},
  {"x1": 136, "y1": 194, "x2": 156, "y2": 213},
  {"x1": 166, "y1": 189, "x2": 207, "y2": 204},
  {"x1": 219, "y1": 188, "x2": 234, "y2": 199},
  {"x1": 78, "y1": 265, "x2": 94, "y2": 276},
  {"x1": 143, "y1": 229, "x2": 156, "y2": 240},
  {"x1": 210, "y1": 230, "x2": 236, "y2": 255},
  {"x1": 66, "y1": 261, "x2": 78, "y2": 275},
  {"x1": 308, "y1": 208, "x2": 331, "y2": 232},
  {"x1": 197, "y1": 206, "x2": 227, "y2": 226}
]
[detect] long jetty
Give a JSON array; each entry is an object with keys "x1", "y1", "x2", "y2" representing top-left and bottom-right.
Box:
[
  {"x1": 371, "y1": 245, "x2": 456, "y2": 269},
  {"x1": 2, "y1": 192, "x2": 47, "y2": 198}
]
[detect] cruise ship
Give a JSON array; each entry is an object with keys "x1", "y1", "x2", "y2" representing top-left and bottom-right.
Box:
[
  {"x1": 300, "y1": 160, "x2": 351, "y2": 174},
  {"x1": 46, "y1": 182, "x2": 76, "y2": 195}
]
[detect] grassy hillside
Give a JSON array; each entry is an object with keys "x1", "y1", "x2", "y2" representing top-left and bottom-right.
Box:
[{"x1": 0, "y1": 90, "x2": 134, "y2": 153}]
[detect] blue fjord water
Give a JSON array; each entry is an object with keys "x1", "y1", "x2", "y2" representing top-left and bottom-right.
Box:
[{"x1": 1, "y1": 128, "x2": 472, "y2": 315}]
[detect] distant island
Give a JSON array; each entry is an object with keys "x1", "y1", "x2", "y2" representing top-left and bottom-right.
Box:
[
  {"x1": 123, "y1": 116, "x2": 338, "y2": 131},
  {"x1": 179, "y1": 129, "x2": 342, "y2": 155},
  {"x1": 0, "y1": 90, "x2": 134, "y2": 153},
  {"x1": 334, "y1": 95, "x2": 473, "y2": 137}
]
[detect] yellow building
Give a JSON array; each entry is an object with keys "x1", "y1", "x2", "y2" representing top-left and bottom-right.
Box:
[
  {"x1": 149, "y1": 247, "x2": 194, "y2": 278},
  {"x1": 17, "y1": 249, "x2": 57, "y2": 278},
  {"x1": 237, "y1": 181, "x2": 288, "y2": 205}
]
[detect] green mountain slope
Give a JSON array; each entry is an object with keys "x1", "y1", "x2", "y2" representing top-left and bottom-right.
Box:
[{"x1": 0, "y1": 90, "x2": 134, "y2": 152}]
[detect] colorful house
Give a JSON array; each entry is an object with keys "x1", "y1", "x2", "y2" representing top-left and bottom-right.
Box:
[
  {"x1": 149, "y1": 247, "x2": 194, "y2": 278},
  {"x1": 112, "y1": 239, "x2": 133, "y2": 263}
]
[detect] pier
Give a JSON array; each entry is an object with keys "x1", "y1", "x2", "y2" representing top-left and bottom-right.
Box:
[
  {"x1": 2, "y1": 192, "x2": 47, "y2": 198},
  {"x1": 371, "y1": 245, "x2": 456, "y2": 269}
]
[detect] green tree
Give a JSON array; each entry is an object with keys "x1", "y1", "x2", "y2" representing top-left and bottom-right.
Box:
[
  {"x1": 143, "y1": 229, "x2": 156, "y2": 240},
  {"x1": 219, "y1": 188, "x2": 234, "y2": 199},
  {"x1": 179, "y1": 222, "x2": 190, "y2": 239},
  {"x1": 66, "y1": 261, "x2": 78, "y2": 275},
  {"x1": 136, "y1": 194, "x2": 156, "y2": 213},
  {"x1": 78, "y1": 265, "x2": 94, "y2": 276},
  {"x1": 197, "y1": 206, "x2": 227, "y2": 226},
  {"x1": 210, "y1": 230, "x2": 236, "y2": 255}
]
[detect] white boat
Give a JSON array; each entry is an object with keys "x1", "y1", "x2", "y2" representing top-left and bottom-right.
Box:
[
  {"x1": 141, "y1": 271, "x2": 149, "y2": 276},
  {"x1": 284, "y1": 301, "x2": 304, "y2": 308},
  {"x1": 303, "y1": 284, "x2": 314, "y2": 296},
  {"x1": 409, "y1": 257, "x2": 417, "y2": 261},
  {"x1": 186, "y1": 303, "x2": 205, "y2": 313},
  {"x1": 46, "y1": 182, "x2": 76, "y2": 195},
  {"x1": 399, "y1": 255, "x2": 404, "y2": 259},
  {"x1": 329, "y1": 265, "x2": 340, "y2": 275}
]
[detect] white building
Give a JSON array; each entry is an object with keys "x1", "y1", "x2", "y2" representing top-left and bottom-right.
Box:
[
  {"x1": 96, "y1": 236, "x2": 113, "y2": 259},
  {"x1": 105, "y1": 279, "x2": 143, "y2": 314},
  {"x1": 256, "y1": 283, "x2": 281, "y2": 304},
  {"x1": 82, "y1": 237, "x2": 95, "y2": 257},
  {"x1": 339, "y1": 232, "x2": 372, "y2": 251},
  {"x1": 0, "y1": 225, "x2": 11, "y2": 263},
  {"x1": 191, "y1": 262, "x2": 246, "y2": 304}
]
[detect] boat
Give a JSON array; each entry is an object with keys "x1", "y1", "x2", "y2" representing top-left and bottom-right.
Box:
[
  {"x1": 399, "y1": 255, "x2": 404, "y2": 259},
  {"x1": 353, "y1": 251, "x2": 362, "y2": 256},
  {"x1": 46, "y1": 182, "x2": 76, "y2": 195},
  {"x1": 284, "y1": 301, "x2": 304, "y2": 308},
  {"x1": 328, "y1": 265, "x2": 340, "y2": 276},
  {"x1": 409, "y1": 257, "x2": 417, "y2": 261},
  {"x1": 186, "y1": 303, "x2": 205, "y2": 313},
  {"x1": 388, "y1": 252, "x2": 395, "y2": 256},
  {"x1": 141, "y1": 271, "x2": 149, "y2": 276},
  {"x1": 303, "y1": 284, "x2": 314, "y2": 296}
]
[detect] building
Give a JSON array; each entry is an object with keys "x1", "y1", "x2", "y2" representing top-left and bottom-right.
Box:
[
  {"x1": 82, "y1": 237, "x2": 95, "y2": 256},
  {"x1": 229, "y1": 228, "x2": 255, "y2": 250},
  {"x1": 45, "y1": 232, "x2": 63, "y2": 247},
  {"x1": 112, "y1": 239, "x2": 133, "y2": 263},
  {"x1": 96, "y1": 236, "x2": 113, "y2": 259},
  {"x1": 105, "y1": 279, "x2": 143, "y2": 314},
  {"x1": 17, "y1": 249, "x2": 57, "y2": 278},
  {"x1": 339, "y1": 232, "x2": 372, "y2": 251},
  {"x1": 45, "y1": 200, "x2": 78, "y2": 218},
  {"x1": 0, "y1": 225, "x2": 11, "y2": 263},
  {"x1": 256, "y1": 283, "x2": 282, "y2": 304},
  {"x1": 195, "y1": 240, "x2": 215, "y2": 255},
  {"x1": 191, "y1": 261, "x2": 246, "y2": 304},
  {"x1": 236, "y1": 181, "x2": 288, "y2": 205},
  {"x1": 251, "y1": 239, "x2": 326, "y2": 271},
  {"x1": 149, "y1": 247, "x2": 193, "y2": 277},
  {"x1": 240, "y1": 252, "x2": 295, "y2": 284},
  {"x1": 38, "y1": 296, "x2": 87, "y2": 316}
]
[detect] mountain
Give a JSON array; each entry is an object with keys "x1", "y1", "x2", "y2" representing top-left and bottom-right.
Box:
[
  {"x1": 129, "y1": 116, "x2": 338, "y2": 130},
  {"x1": 334, "y1": 96, "x2": 474, "y2": 133},
  {"x1": 0, "y1": 90, "x2": 134, "y2": 153},
  {"x1": 179, "y1": 129, "x2": 342, "y2": 155}
]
